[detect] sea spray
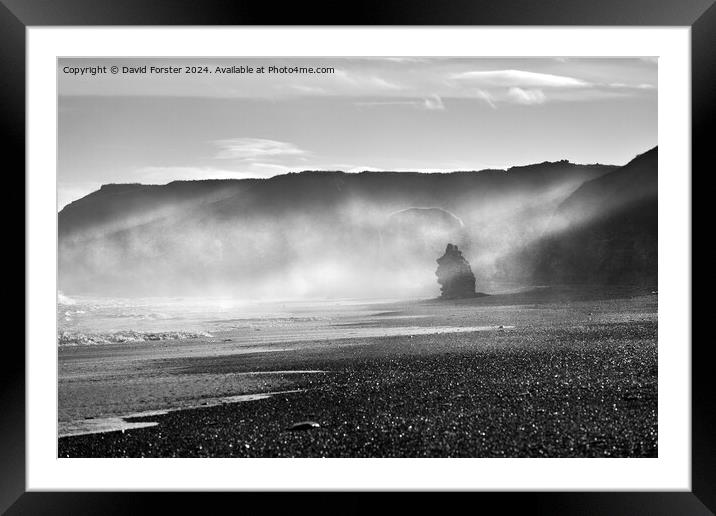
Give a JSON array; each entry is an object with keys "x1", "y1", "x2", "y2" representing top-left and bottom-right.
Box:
[{"x1": 58, "y1": 329, "x2": 213, "y2": 346}]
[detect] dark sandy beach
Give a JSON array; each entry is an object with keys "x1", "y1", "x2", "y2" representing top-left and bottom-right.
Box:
[{"x1": 58, "y1": 287, "x2": 657, "y2": 458}]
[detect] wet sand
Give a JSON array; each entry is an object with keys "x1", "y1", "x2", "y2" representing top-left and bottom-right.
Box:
[{"x1": 58, "y1": 286, "x2": 657, "y2": 457}]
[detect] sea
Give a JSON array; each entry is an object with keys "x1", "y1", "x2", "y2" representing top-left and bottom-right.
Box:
[{"x1": 56, "y1": 292, "x2": 422, "y2": 347}]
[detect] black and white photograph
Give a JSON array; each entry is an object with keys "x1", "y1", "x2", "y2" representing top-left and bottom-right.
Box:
[{"x1": 56, "y1": 56, "x2": 658, "y2": 458}]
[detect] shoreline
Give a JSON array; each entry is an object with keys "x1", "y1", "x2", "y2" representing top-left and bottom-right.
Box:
[{"x1": 58, "y1": 292, "x2": 658, "y2": 457}]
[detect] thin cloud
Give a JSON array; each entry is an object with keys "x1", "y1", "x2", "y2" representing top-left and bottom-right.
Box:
[
  {"x1": 137, "y1": 166, "x2": 264, "y2": 183},
  {"x1": 355, "y1": 100, "x2": 415, "y2": 107},
  {"x1": 58, "y1": 58, "x2": 656, "y2": 107},
  {"x1": 213, "y1": 138, "x2": 308, "y2": 161},
  {"x1": 291, "y1": 84, "x2": 327, "y2": 95},
  {"x1": 356, "y1": 95, "x2": 445, "y2": 111},
  {"x1": 506, "y1": 87, "x2": 547, "y2": 105},
  {"x1": 452, "y1": 69, "x2": 590, "y2": 88},
  {"x1": 474, "y1": 89, "x2": 497, "y2": 109},
  {"x1": 423, "y1": 95, "x2": 445, "y2": 110},
  {"x1": 382, "y1": 57, "x2": 429, "y2": 63},
  {"x1": 608, "y1": 82, "x2": 656, "y2": 90},
  {"x1": 333, "y1": 69, "x2": 404, "y2": 92}
]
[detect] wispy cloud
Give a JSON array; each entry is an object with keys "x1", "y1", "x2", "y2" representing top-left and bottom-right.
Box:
[
  {"x1": 213, "y1": 138, "x2": 308, "y2": 161},
  {"x1": 333, "y1": 69, "x2": 404, "y2": 92},
  {"x1": 452, "y1": 69, "x2": 590, "y2": 88},
  {"x1": 117, "y1": 139, "x2": 310, "y2": 189},
  {"x1": 138, "y1": 166, "x2": 263, "y2": 183},
  {"x1": 423, "y1": 95, "x2": 445, "y2": 110},
  {"x1": 474, "y1": 89, "x2": 497, "y2": 109},
  {"x1": 136, "y1": 164, "x2": 298, "y2": 184},
  {"x1": 506, "y1": 87, "x2": 547, "y2": 105},
  {"x1": 609, "y1": 82, "x2": 656, "y2": 90},
  {"x1": 59, "y1": 58, "x2": 656, "y2": 109},
  {"x1": 381, "y1": 57, "x2": 429, "y2": 64},
  {"x1": 356, "y1": 94, "x2": 445, "y2": 111},
  {"x1": 450, "y1": 68, "x2": 654, "y2": 107}
]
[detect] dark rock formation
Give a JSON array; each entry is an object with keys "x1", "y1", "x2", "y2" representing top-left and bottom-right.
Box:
[
  {"x1": 535, "y1": 147, "x2": 658, "y2": 286},
  {"x1": 435, "y1": 244, "x2": 476, "y2": 299}
]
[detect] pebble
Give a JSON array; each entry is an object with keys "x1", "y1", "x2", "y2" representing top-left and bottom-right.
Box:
[{"x1": 288, "y1": 421, "x2": 321, "y2": 431}]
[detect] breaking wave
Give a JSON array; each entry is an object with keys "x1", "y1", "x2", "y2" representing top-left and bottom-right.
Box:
[
  {"x1": 58, "y1": 329, "x2": 213, "y2": 346},
  {"x1": 58, "y1": 291, "x2": 77, "y2": 305}
]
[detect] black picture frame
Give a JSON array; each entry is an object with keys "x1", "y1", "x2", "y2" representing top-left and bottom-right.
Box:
[{"x1": 5, "y1": 0, "x2": 709, "y2": 513}]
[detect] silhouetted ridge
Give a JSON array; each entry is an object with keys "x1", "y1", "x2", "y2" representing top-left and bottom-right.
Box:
[{"x1": 535, "y1": 147, "x2": 658, "y2": 285}]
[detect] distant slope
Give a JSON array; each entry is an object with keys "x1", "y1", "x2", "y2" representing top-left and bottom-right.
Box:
[
  {"x1": 59, "y1": 163, "x2": 611, "y2": 239},
  {"x1": 58, "y1": 161, "x2": 615, "y2": 297},
  {"x1": 534, "y1": 147, "x2": 658, "y2": 285},
  {"x1": 58, "y1": 180, "x2": 252, "y2": 239}
]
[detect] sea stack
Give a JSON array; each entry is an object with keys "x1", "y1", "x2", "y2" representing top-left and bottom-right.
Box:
[{"x1": 435, "y1": 243, "x2": 476, "y2": 299}]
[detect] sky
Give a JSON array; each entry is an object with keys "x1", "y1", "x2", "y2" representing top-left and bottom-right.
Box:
[{"x1": 58, "y1": 57, "x2": 657, "y2": 209}]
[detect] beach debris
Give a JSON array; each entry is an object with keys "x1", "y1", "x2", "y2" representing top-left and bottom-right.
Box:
[
  {"x1": 288, "y1": 421, "x2": 321, "y2": 431},
  {"x1": 435, "y1": 243, "x2": 477, "y2": 299}
]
